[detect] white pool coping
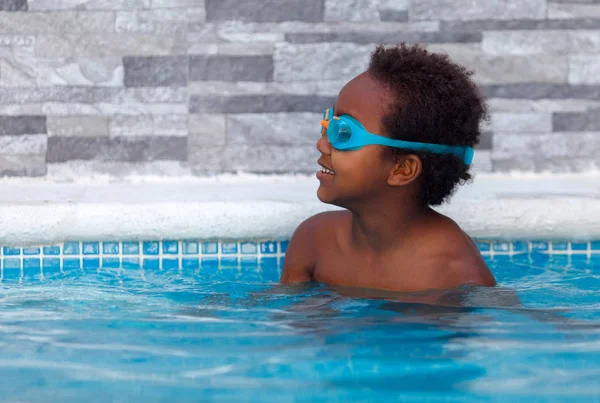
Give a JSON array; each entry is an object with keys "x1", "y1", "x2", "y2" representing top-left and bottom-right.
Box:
[{"x1": 0, "y1": 172, "x2": 599, "y2": 246}]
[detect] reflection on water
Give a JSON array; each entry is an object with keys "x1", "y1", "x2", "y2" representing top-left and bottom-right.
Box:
[{"x1": 0, "y1": 254, "x2": 598, "y2": 402}]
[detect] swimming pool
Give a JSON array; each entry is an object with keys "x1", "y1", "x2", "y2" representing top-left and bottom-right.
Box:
[{"x1": 0, "y1": 239, "x2": 599, "y2": 402}]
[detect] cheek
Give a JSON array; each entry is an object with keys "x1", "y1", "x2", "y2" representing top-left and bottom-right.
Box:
[{"x1": 335, "y1": 148, "x2": 390, "y2": 182}]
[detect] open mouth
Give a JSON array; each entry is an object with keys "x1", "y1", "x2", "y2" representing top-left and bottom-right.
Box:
[{"x1": 318, "y1": 160, "x2": 336, "y2": 175}]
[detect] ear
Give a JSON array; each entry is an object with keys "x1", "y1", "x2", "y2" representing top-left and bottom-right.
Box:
[{"x1": 387, "y1": 154, "x2": 422, "y2": 187}]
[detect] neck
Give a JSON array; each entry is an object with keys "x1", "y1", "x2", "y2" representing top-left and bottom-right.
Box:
[{"x1": 347, "y1": 195, "x2": 431, "y2": 253}]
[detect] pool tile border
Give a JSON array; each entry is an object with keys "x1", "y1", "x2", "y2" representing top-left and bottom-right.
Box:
[{"x1": 0, "y1": 240, "x2": 598, "y2": 277}]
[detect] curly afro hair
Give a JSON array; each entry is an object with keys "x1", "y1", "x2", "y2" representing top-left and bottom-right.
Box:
[{"x1": 368, "y1": 43, "x2": 488, "y2": 206}]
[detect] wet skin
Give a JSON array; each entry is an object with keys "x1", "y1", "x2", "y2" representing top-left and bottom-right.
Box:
[{"x1": 280, "y1": 72, "x2": 496, "y2": 293}]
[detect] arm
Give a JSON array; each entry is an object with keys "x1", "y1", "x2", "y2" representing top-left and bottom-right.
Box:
[{"x1": 280, "y1": 216, "x2": 319, "y2": 284}]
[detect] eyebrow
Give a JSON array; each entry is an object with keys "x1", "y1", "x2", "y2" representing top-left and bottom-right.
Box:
[{"x1": 333, "y1": 107, "x2": 354, "y2": 119}]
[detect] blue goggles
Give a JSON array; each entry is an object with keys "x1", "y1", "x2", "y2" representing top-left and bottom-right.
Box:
[{"x1": 320, "y1": 108, "x2": 474, "y2": 165}]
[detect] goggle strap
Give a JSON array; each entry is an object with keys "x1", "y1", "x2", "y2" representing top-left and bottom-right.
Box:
[{"x1": 321, "y1": 110, "x2": 474, "y2": 165}]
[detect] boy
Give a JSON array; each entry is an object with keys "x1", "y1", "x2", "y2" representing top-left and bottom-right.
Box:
[{"x1": 281, "y1": 44, "x2": 496, "y2": 292}]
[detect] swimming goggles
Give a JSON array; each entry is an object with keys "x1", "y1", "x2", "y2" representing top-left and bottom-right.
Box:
[{"x1": 320, "y1": 108, "x2": 474, "y2": 165}]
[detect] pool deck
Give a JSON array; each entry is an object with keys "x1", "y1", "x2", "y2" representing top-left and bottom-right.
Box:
[{"x1": 0, "y1": 173, "x2": 599, "y2": 245}]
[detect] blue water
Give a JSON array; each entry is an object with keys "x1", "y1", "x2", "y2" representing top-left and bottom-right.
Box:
[{"x1": 0, "y1": 254, "x2": 599, "y2": 402}]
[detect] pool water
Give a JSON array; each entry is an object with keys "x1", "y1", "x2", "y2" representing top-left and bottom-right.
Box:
[{"x1": 0, "y1": 253, "x2": 599, "y2": 402}]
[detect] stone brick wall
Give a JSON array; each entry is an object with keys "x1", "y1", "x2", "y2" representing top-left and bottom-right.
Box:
[{"x1": 0, "y1": 0, "x2": 599, "y2": 178}]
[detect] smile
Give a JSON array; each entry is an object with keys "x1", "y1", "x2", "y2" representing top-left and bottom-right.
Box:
[{"x1": 317, "y1": 159, "x2": 336, "y2": 175}]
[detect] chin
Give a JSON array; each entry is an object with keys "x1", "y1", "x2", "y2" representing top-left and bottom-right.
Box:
[
  {"x1": 317, "y1": 186, "x2": 335, "y2": 204},
  {"x1": 317, "y1": 186, "x2": 346, "y2": 208}
]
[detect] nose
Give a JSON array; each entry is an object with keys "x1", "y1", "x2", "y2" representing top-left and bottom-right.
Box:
[{"x1": 317, "y1": 125, "x2": 332, "y2": 154}]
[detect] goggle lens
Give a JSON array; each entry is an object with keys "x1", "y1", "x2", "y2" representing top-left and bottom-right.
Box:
[{"x1": 321, "y1": 108, "x2": 352, "y2": 146}]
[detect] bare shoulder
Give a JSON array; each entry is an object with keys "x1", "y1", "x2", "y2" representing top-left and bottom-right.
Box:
[
  {"x1": 419, "y1": 212, "x2": 496, "y2": 288},
  {"x1": 292, "y1": 210, "x2": 348, "y2": 241},
  {"x1": 280, "y1": 211, "x2": 347, "y2": 284}
]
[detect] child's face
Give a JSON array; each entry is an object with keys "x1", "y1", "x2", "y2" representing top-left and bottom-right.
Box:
[{"x1": 316, "y1": 72, "x2": 398, "y2": 207}]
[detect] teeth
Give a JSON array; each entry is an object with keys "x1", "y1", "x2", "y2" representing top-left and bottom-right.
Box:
[{"x1": 321, "y1": 168, "x2": 335, "y2": 175}]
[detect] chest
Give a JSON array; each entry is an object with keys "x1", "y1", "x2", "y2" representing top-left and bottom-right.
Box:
[{"x1": 312, "y1": 245, "x2": 433, "y2": 292}]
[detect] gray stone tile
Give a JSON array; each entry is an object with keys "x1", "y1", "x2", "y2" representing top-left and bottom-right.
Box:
[
  {"x1": 0, "y1": 88, "x2": 114, "y2": 104},
  {"x1": 285, "y1": 31, "x2": 482, "y2": 44},
  {"x1": 527, "y1": 18, "x2": 600, "y2": 29},
  {"x1": 188, "y1": 114, "x2": 226, "y2": 146},
  {"x1": 569, "y1": 54, "x2": 600, "y2": 84},
  {"x1": 47, "y1": 116, "x2": 109, "y2": 137},
  {"x1": 492, "y1": 157, "x2": 537, "y2": 172},
  {"x1": 0, "y1": 116, "x2": 47, "y2": 135},
  {"x1": 380, "y1": 9, "x2": 409, "y2": 22},
  {"x1": 216, "y1": 29, "x2": 284, "y2": 44},
  {"x1": 493, "y1": 155, "x2": 600, "y2": 173},
  {"x1": 471, "y1": 149, "x2": 492, "y2": 172},
  {"x1": 488, "y1": 98, "x2": 600, "y2": 113},
  {"x1": 275, "y1": 42, "x2": 370, "y2": 82},
  {"x1": 35, "y1": 32, "x2": 186, "y2": 58},
  {"x1": 483, "y1": 31, "x2": 600, "y2": 55},
  {"x1": 481, "y1": 84, "x2": 600, "y2": 100},
  {"x1": 535, "y1": 158, "x2": 600, "y2": 172},
  {"x1": 540, "y1": 132, "x2": 600, "y2": 157},
  {"x1": 36, "y1": 57, "x2": 124, "y2": 87},
  {"x1": 325, "y1": 0, "x2": 381, "y2": 22},
  {"x1": 412, "y1": 0, "x2": 546, "y2": 21},
  {"x1": 493, "y1": 132, "x2": 600, "y2": 163},
  {"x1": 476, "y1": 132, "x2": 493, "y2": 150},
  {"x1": 0, "y1": 11, "x2": 115, "y2": 34},
  {"x1": 186, "y1": 23, "x2": 220, "y2": 43},
  {"x1": 553, "y1": 111, "x2": 600, "y2": 131},
  {"x1": 447, "y1": 20, "x2": 536, "y2": 31},
  {"x1": 110, "y1": 114, "x2": 190, "y2": 137},
  {"x1": 549, "y1": 0, "x2": 600, "y2": 3},
  {"x1": 109, "y1": 115, "x2": 153, "y2": 136},
  {"x1": 153, "y1": 114, "x2": 188, "y2": 136},
  {"x1": 444, "y1": 53, "x2": 569, "y2": 85},
  {"x1": 27, "y1": 0, "x2": 150, "y2": 9},
  {"x1": 206, "y1": 0, "x2": 325, "y2": 23},
  {"x1": 188, "y1": 145, "x2": 224, "y2": 174},
  {"x1": 47, "y1": 136, "x2": 187, "y2": 162},
  {"x1": 0, "y1": 46, "x2": 38, "y2": 88},
  {"x1": 553, "y1": 112, "x2": 589, "y2": 131},
  {"x1": 588, "y1": 110, "x2": 600, "y2": 130},
  {"x1": 116, "y1": 9, "x2": 204, "y2": 34},
  {"x1": 223, "y1": 144, "x2": 319, "y2": 173},
  {"x1": 0, "y1": 134, "x2": 47, "y2": 154},
  {"x1": 0, "y1": 0, "x2": 27, "y2": 10},
  {"x1": 0, "y1": 155, "x2": 46, "y2": 177},
  {"x1": 124, "y1": 56, "x2": 188, "y2": 87},
  {"x1": 202, "y1": 20, "x2": 438, "y2": 36},
  {"x1": 0, "y1": 104, "x2": 43, "y2": 116},
  {"x1": 215, "y1": 43, "x2": 274, "y2": 56},
  {"x1": 442, "y1": 19, "x2": 600, "y2": 31},
  {"x1": 0, "y1": 35, "x2": 34, "y2": 46},
  {"x1": 227, "y1": 113, "x2": 321, "y2": 145},
  {"x1": 42, "y1": 102, "x2": 187, "y2": 116},
  {"x1": 190, "y1": 55, "x2": 273, "y2": 82},
  {"x1": 190, "y1": 95, "x2": 336, "y2": 113},
  {"x1": 489, "y1": 112, "x2": 552, "y2": 133},
  {"x1": 535, "y1": 17, "x2": 600, "y2": 30},
  {"x1": 0, "y1": 87, "x2": 187, "y2": 104},
  {"x1": 379, "y1": 0, "x2": 410, "y2": 8},
  {"x1": 493, "y1": 133, "x2": 541, "y2": 159},
  {"x1": 188, "y1": 81, "x2": 317, "y2": 96},
  {"x1": 151, "y1": 0, "x2": 201, "y2": 7},
  {"x1": 549, "y1": 2, "x2": 600, "y2": 18},
  {"x1": 124, "y1": 87, "x2": 188, "y2": 103}
]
